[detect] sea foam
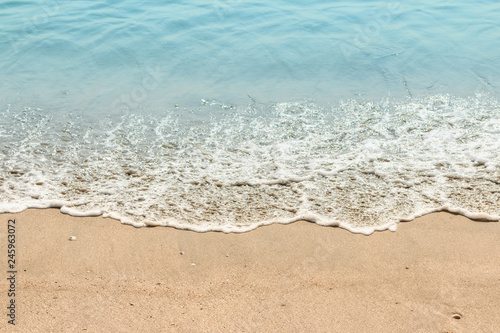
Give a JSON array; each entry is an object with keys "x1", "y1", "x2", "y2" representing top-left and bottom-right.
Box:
[{"x1": 1, "y1": 94, "x2": 499, "y2": 234}]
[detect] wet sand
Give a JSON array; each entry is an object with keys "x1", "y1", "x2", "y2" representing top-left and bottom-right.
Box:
[{"x1": 1, "y1": 209, "x2": 499, "y2": 332}]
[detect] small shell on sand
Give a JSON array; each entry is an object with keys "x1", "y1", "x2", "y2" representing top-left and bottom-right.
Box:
[
  {"x1": 69, "y1": 236, "x2": 76, "y2": 241},
  {"x1": 452, "y1": 313, "x2": 462, "y2": 319}
]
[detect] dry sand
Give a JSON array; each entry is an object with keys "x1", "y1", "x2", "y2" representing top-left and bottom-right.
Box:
[{"x1": 1, "y1": 209, "x2": 499, "y2": 332}]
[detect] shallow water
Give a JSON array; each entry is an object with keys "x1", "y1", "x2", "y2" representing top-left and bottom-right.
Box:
[{"x1": 1, "y1": 1, "x2": 499, "y2": 233}]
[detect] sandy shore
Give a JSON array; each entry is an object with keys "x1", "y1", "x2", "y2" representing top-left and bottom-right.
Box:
[{"x1": 0, "y1": 210, "x2": 499, "y2": 332}]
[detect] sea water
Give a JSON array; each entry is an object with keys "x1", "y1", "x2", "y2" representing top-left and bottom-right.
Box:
[{"x1": 1, "y1": 0, "x2": 499, "y2": 234}]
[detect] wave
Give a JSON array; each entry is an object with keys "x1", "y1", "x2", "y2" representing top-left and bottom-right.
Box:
[{"x1": 1, "y1": 93, "x2": 499, "y2": 234}]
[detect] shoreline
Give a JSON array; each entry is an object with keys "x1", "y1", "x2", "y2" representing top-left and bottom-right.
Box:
[
  {"x1": 2, "y1": 202, "x2": 499, "y2": 234},
  {"x1": 1, "y1": 209, "x2": 499, "y2": 332}
]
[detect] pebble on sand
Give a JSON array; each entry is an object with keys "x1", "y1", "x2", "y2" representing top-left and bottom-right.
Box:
[{"x1": 69, "y1": 236, "x2": 76, "y2": 241}]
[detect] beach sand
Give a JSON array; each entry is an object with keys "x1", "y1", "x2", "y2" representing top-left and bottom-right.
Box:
[{"x1": 1, "y1": 209, "x2": 499, "y2": 332}]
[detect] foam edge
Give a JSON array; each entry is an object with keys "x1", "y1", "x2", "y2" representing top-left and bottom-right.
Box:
[{"x1": 0, "y1": 201, "x2": 498, "y2": 234}]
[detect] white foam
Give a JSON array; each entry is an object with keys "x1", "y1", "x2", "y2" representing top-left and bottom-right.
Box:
[
  {"x1": 60, "y1": 207, "x2": 103, "y2": 217},
  {"x1": 1, "y1": 94, "x2": 499, "y2": 234}
]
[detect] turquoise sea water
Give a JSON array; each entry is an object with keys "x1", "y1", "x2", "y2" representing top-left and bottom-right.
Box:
[{"x1": 1, "y1": 1, "x2": 499, "y2": 233}]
